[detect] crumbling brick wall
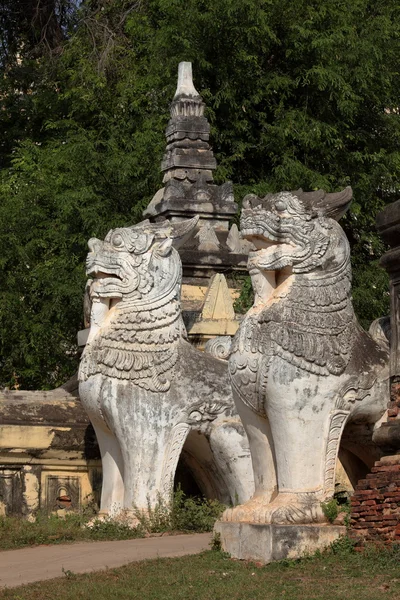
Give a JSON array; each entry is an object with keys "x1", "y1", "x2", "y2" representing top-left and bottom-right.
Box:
[{"x1": 350, "y1": 455, "x2": 400, "y2": 543}]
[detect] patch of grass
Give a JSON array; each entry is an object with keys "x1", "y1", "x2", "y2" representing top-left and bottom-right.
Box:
[
  {"x1": 328, "y1": 534, "x2": 356, "y2": 555},
  {"x1": 0, "y1": 510, "x2": 144, "y2": 550},
  {"x1": 84, "y1": 517, "x2": 144, "y2": 541},
  {"x1": 0, "y1": 489, "x2": 226, "y2": 550},
  {"x1": 2, "y1": 541, "x2": 400, "y2": 600}
]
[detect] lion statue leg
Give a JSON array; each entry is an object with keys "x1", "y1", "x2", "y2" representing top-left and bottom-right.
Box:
[
  {"x1": 226, "y1": 365, "x2": 347, "y2": 524},
  {"x1": 208, "y1": 419, "x2": 255, "y2": 506},
  {"x1": 92, "y1": 424, "x2": 125, "y2": 516},
  {"x1": 79, "y1": 375, "x2": 125, "y2": 517},
  {"x1": 222, "y1": 389, "x2": 277, "y2": 521},
  {"x1": 261, "y1": 389, "x2": 341, "y2": 525},
  {"x1": 99, "y1": 382, "x2": 189, "y2": 520}
]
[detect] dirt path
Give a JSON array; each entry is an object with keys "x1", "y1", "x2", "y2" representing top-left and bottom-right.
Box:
[{"x1": 0, "y1": 533, "x2": 212, "y2": 589}]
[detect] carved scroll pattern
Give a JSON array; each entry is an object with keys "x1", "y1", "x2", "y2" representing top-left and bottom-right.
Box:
[
  {"x1": 204, "y1": 336, "x2": 232, "y2": 360},
  {"x1": 161, "y1": 422, "x2": 191, "y2": 496},
  {"x1": 324, "y1": 409, "x2": 350, "y2": 496}
]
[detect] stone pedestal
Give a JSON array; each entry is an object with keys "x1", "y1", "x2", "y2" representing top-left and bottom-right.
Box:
[{"x1": 214, "y1": 521, "x2": 346, "y2": 563}]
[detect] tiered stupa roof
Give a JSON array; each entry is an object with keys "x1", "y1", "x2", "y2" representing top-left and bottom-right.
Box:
[{"x1": 144, "y1": 62, "x2": 251, "y2": 281}]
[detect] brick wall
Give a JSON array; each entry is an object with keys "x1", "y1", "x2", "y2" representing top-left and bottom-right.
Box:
[
  {"x1": 350, "y1": 454, "x2": 400, "y2": 543},
  {"x1": 387, "y1": 379, "x2": 400, "y2": 419}
]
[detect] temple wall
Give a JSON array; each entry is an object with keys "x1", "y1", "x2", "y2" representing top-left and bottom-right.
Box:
[{"x1": 0, "y1": 390, "x2": 101, "y2": 518}]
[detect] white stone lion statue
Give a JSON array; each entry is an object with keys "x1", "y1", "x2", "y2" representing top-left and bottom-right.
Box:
[
  {"x1": 222, "y1": 188, "x2": 389, "y2": 525},
  {"x1": 78, "y1": 216, "x2": 253, "y2": 518}
]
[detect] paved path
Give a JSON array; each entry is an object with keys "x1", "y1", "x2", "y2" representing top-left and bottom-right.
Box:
[{"x1": 0, "y1": 533, "x2": 212, "y2": 589}]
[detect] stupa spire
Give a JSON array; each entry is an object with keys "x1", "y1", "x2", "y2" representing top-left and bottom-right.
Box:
[
  {"x1": 161, "y1": 61, "x2": 215, "y2": 184},
  {"x1": 145, "y1": 61, "x2": 236, "y2": 229}
]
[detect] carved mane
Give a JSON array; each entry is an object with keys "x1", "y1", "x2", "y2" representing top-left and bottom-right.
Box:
[{"x1": 258, "y1": 252, "x2": 355, "y2": 377}]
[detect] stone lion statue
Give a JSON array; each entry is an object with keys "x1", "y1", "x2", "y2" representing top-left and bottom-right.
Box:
[
  {"x1": 223, "y1": 187, "x2": 389, "y2": 525},
  {"x1": 78, "y1": 216, "x2": 253, "y2": 518}
]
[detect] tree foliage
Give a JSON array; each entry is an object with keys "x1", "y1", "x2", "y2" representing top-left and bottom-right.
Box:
[{"x1": 0, "y1": 0, "x2": 398, "y2": 388}]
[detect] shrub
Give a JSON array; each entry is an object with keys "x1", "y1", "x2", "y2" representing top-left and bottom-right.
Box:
[
  {"x1": 134, "y1": 487, "x2": 226, "y2": 533},
  {"x1": 321, "y1": 499, "x2": 339, "y2": 523}
]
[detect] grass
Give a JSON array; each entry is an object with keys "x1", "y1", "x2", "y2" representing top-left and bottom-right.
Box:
[
  {"x1": 0, "y1": 511, "x2": 143, "y2": 550},
  {"x1": 1, "y1": 540, "x2": 400, "y2": 600},
  {"x1": 0, "y1": 489, "x2": 226, "y2": 550}
]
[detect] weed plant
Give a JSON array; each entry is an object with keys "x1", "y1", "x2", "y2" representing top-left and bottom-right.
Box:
[
  {"x1": 320, "y1": 497, "x2": 351, "y2": 524},
  {"x1": 134, "y1": 487, "x2": 226, "y2": 533}
]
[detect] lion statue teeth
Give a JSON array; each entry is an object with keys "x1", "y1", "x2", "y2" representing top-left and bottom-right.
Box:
[
  {"x1": 78, "y1": 216, "x2": 254, "y2": 518},
  {"x1": 223, "y1": 187, "x2": 389, "y2": 526}
]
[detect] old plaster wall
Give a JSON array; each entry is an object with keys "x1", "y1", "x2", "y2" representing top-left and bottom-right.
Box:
[{"x1": 0, "y1": 385, "x2": 101, "y2": 517}]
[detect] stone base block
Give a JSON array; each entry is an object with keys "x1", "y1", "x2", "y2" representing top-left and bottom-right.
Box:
[{"x1": 214, "y1": 521, "x2": 346, "y2": 563}]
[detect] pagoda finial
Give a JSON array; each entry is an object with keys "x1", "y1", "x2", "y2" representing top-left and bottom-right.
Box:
[
  {"x1": 174, "y1": 62, "x2": 200, "y2": 98},
  {"x1": 170, "y1": 62, "x2": 204, "y2": 118},
  {"x1": 144, "y1": 61, "x2": 237, "y2": 231}
]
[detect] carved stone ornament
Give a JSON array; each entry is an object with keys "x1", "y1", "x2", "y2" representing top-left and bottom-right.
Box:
[
  {"x1": 78, "y1": 217, "x2": 254, "y2": 517},
  {"x1": 204, "y1": 336, "x2": 232, "y2": 360},
  {"x1": 223, "y1": 188, "x2": 389, "y2": 526}
]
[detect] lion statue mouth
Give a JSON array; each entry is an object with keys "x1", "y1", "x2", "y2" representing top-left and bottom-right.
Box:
[
  {"x1": 240, "y1": 194, "x2": 307, "y2": 277},
  {"x1": 86, "y1": 261, "x2": 124, "y2": 286},
  {"x1": 85, "y1": 259, "x2": 129, "y2": 311},
  {"x1": 238, "y1": 188, "x2": 354, "y2": 307},
  {"x1": 81, "y1": 216, "x2": 200, "y2": 339},
  {"x1": 87, "y1": 264, "x2": 123, "y2": 283}
]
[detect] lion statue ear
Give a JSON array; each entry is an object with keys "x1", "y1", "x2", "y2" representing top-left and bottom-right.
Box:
[
  {"x1": 295, "y1": 186, "x2": 353, "y2": 221},
  {"x1": 151, "y1": 215, "x2": 199, "y2": 258},
  {"x1": 156, "y1": 238, "x2": 173, "y2": 257},
  {"x1": 140, "y1": 215, "x2": 199, "y2": 249},
  {"x1": 129, "y1": 215, "x2": 200, "y2": 255},
  {"x1": 168, "y1": 216, "x2": 200, "y2": 249},
  {"x1": 129, "y1": 215, "x2": 199, "y2": 250}
]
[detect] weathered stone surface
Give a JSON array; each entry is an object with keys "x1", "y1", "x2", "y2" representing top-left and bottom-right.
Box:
[
  {"x1": 0, "y1": 385, "x2": 101, "y2": 517},
  {"x1": 373, "y1": 423, "x2": 400, "y2": 453},
  {"x1": 375, "y1": 197, "x2": 400, "y2": 441},
  {"x1": 204, "y1": 336, "x2": 232, "y2": 361},
  {"x1": 144, "y1": 62, "x2": 237, "y2": 229},
  {"x1": 184, "y1": 274, "x2": 241, "y2": 344},
  {"x1": 350, "y1": 459, "x2": 400, "y2": 544},
  {"x1": 223, "y1": 188, "x2": 389, "y2": 529},
  {"x1": 142, "y1": 63, "x2": 250, "y2": 349},
  {"x1": 348, "y1": 195, "x2": 400, "y2": 545},
  {"x1": 201, "y1": 274, "x2": 235, "y2": 321},
  {"x1": 78, "y1": 217, "x2": 254, "y2": 516},
  {"x1": 214, "y1": 521, "x2": 346, "y2": 563}
]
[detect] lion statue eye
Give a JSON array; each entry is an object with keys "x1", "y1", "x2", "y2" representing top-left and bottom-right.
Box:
[
  {"x1": 112, "y1": 233, "x2": 124, "y2": 247},
  {"x1": 275, "y1": 200, "x2": 287, "y2": 212}
]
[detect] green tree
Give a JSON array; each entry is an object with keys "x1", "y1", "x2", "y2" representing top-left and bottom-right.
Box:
[{"x1": 0, "y1": 0, "x2": 398, "y2": 388}]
